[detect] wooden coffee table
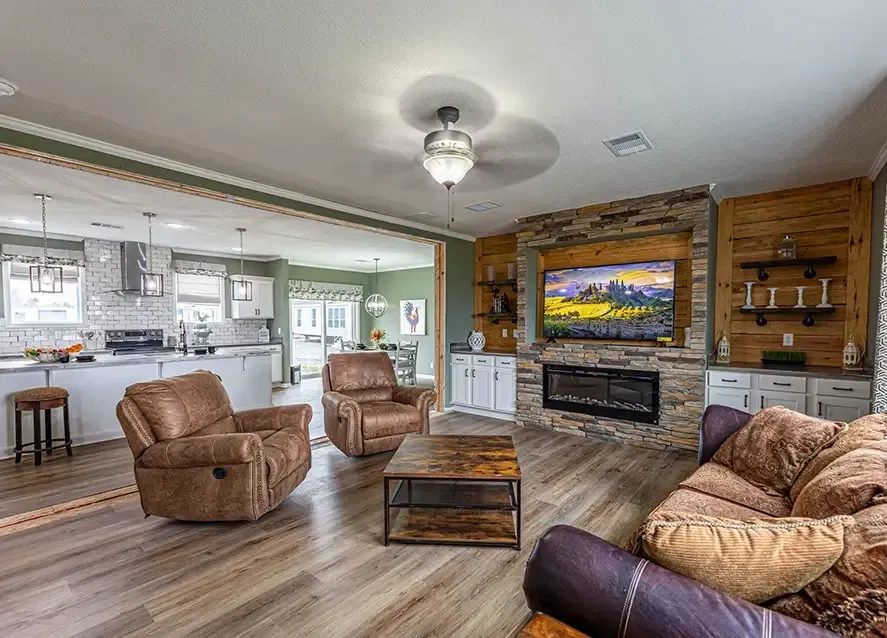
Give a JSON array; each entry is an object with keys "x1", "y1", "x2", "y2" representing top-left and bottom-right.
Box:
[{"x1": 382, "y1": 434, "x2": 522, "y2": 550}]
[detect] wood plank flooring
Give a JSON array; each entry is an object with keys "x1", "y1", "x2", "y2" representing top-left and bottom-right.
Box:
[{"x1": 0, "y1": 413, "x2": 697, "y2": 638}]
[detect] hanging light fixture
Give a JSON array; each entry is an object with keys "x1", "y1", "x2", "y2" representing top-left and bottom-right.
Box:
[
  {"x1": 231, "y1": 228, "x2": 252, "y2": 302},
  {"x1": 422, "y1": 106, "x2": 475, "y2": 229},
  {"x1": 30, "y1": 194, "x2": 63, "y2": 293},
  {"x1": 140, "y1": 212, "x2": 164, "y2": 297},
  {"x1": 364, "y1": 257, "x2": 388, "y2": 318}
]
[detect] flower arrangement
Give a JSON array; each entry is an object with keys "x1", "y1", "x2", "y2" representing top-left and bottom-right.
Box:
[
  {"x1": 24, "y1": 344, "x2": 83, "y2": 363},
  {"x1": 369, "y1": 328, "x2": 386, "y2": 345}
]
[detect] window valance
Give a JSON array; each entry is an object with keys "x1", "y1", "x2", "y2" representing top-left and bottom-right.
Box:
[
  {"x1": 288, "y1": 280, "x2": 363, "y2": 302},
  {"x1": 173, "y1": 260, "x2": 227, "y2": 278},
  {"x1": 0, "y1": 244, "x2": 85, "y2": 267}
]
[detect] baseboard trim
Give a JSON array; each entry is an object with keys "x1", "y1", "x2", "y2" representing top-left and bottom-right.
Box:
[
  {"x1": 451, "y1": 405, "x2": 516, "y2": 421},
  {"x1": 1, "y1": 431, "x2": 124, "y2": 460}
]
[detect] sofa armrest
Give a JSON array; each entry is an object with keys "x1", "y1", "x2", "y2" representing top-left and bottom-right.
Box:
[
  {"x1": 698, "y1": 404, "x2": 752, "y2": 465},
  {"x1": 139, "y1": 433, "x2": 263, "y2": 469},
  {"x1": 523, "y1": 525, "x2": 837, "y2": 638},
  {"x1": 321, "y1": 391, "x2": 362, "y2": 420},
  {"x1": 235, "y1": 404, "x2": 312, "y2": 434}
]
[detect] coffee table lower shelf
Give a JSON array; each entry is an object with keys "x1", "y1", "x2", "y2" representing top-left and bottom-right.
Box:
[{"x1": 388, "y1": 508, "x2": 518, "y2": 547}]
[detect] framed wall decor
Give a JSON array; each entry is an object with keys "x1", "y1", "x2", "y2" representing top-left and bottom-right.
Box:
[{"x1": 400, "y1": 299, "x2": 427, "y2": 335}]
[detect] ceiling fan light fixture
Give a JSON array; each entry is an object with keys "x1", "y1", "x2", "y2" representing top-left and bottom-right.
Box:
[
  {"x1": 422, "y1": 151, "x2": 476, "y2": 187},
  {"x1": 422, "y1": 106, "x2": 477, "y2": 188}
]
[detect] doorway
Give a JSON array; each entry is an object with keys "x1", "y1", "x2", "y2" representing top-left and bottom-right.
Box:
[{"x1": 290, "y1": 299, "x2": 360, "y2": 377}]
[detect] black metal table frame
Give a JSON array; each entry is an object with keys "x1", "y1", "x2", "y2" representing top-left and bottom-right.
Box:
[{"x1": 383, "y1": 476, "x2": 522, "y2": 550}]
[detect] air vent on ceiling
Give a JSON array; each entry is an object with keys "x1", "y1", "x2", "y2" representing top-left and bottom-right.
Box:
[
  {"x1": 465, "y1": 200, "x2": 503, "y2": 212},
  {"x1": 404, "y1": 211, "x2": 437, "y2": 220},
  {"x1": 602, "y1": 131, "x2": 653, "y2": 157},
  {"x1": 91, "y1": 221, "x2": 124, "y2": 230}
]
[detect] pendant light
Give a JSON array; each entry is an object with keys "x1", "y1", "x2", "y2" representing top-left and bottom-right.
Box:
[
  {"x1": 422, "y1": 107, "x2": 476, "y2": 188},
  {"x1": 364, "y1": 257, "x2": 388, "y2": 318},
  {"x1": 140, "y1": 212, "x2": 163, "y2": 296},
  {"x1": 30, "y1": 194, "x2": 63, "y2": 293},
  {"x1": 231, "y1": 228, "x2": 252, "y2": 302}
]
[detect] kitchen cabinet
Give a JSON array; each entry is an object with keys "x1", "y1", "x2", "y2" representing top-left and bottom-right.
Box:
[
  {"x1": 231, "y1": 276, "x2": 275, "y2": 319},
  {"x1": 758, "y1": 389, "x2": 804, "y2": 413},
  {"x1": 707, "y1": 387, "x2": 750, "y2": 412},
  {"x1": 450, "y1": 353, "x2": 516, "y2": 420},
  {"x1": 810, "y1": 396, "x2": 871, "y2": 422}
]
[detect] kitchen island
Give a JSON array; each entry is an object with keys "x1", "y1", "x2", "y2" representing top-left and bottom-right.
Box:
[{"x1": 0, "y1": 351, "x2": 272, "y2": 458}]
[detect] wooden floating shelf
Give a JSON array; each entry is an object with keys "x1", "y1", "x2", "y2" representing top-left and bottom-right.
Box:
[
  {"x1": 476, "y1": 279, "x2": 517, "y2": 287},
  {"x1": 740, "y1": 306, "x2": 835, "y2": 327},
  {"x1": 739, "y1": 256, "x2": 838, "y2": 282},
  {"x1": 474, "y1": 312, "x2": 517, "y2": 325}
]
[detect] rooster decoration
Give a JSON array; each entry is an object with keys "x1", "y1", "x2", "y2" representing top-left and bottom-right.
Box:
[{"x1": 402, "y1": 301, "x2": 421, "y2": 334}]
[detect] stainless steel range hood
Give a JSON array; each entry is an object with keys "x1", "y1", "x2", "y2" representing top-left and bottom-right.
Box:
[{"x1": 102, "y1": 241, "x2": 166, "y2": 296}]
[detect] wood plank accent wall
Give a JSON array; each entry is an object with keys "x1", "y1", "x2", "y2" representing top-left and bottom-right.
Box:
[
  {"x1": 474, "y1": 233, "x2": 518, "y2": 351},
  {"x1": 714, "y1": 178, "x2": 873, "y2": 367},
  {"x1": 536, "y1": 232, "x2": 693, "y2": 345}
]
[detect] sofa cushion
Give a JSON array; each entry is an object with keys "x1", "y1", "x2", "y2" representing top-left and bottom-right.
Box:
[
  {"x1": 712, "y1": 406, "x2": 845, "y2": 495},
  {"x1": 653, "y1": 488, "x2": 773, "y2": 520},
  {"x1": 263, "y1": 429, "x2": 309, "y2": 487},
  {"x1": 792, "y1": 441, "x2": 887, "y2": 519},
  {"x1": 361, "y1": 401, "x2": 420, "y2": 439},
  {"x1": 342, "y1": 387, "x2": 394, "y2": 403},
  {"x1": 639, "y1": 512, "x2": 853, "y2": 604},
  {"x1": 680, "y1": 462, "x2": 791, "y2": 517},
  {"x1": 791, "y1": 414, "x2": 887, "y2": 502}
]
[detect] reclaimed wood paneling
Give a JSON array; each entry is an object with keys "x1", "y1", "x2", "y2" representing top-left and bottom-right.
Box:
[
  {"x1": 714, "y1": 178, "x2": 873, "y2": 367},
  {"x1": 474, "y1": 233, "x2": 518, "y2": 351}
]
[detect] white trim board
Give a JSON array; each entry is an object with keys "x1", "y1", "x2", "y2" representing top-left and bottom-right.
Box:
[
  {"x1": 0, "y1": 115, "x2": 476, "y2": 243},
  {"x1": 870, "y1": 137, "x2": 887, "y2": 181}
]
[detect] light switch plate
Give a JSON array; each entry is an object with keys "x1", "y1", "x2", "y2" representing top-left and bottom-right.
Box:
[
  {"x1": 502, "y1": 328, "x2": 508, "y2": 337},
  {"x1": 783, "y1": 333, "x2": 794, "y2": 346}
]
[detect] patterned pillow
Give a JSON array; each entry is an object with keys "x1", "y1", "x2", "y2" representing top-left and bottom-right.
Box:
[{"x1": 712, "y1": 406, "x2": 844, "y2": 495}]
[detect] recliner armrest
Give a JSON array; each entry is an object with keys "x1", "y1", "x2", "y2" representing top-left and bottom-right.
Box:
[
  {"x1": 392, "y1": 386, "x2": 436, "y2": 410},
  {"x1": 235, "y1": 404, "x2": 312, "y2": 434},
  {"x1": 321, "y1": 391, "x2": 362, "y2": 421},
  {"x1": 523, "y1": 525, "x2": 836, "y2": 638},
  {"x1": 698, "y1": 404, "x2": 752, "y2": 464},
  {"x1": 139, "y1": 433, "x2": 263, "y2": 469}
]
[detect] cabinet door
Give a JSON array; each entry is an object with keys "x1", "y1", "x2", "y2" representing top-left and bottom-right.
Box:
[
  {"x1": 811, "y1": 395, "x2": 870, "y2": 422},
  {"x1": 256, "y1": 280, "x2": 275, "y2": 318},
  {"x1": 494, "y1": 368, "x2": 516, "y2": 413},
  {"x1": 451, "y1": 364, "x2": 471, "y2": 405},
  {"x1": 270, "y1": 350, "x2": 283, "y2": 383},
  {"x1": 757, "y1": 390, "x2": 805, "y2": 413},
  {"x1": 471, "y1": 366, "x2": 495, "y2": 410},
  {"x1": 707, "y1": 387, "x2": 750, "y2": 412},
  {"x1": 230, "y1": 289, "x2": 257, "y2": 319}
]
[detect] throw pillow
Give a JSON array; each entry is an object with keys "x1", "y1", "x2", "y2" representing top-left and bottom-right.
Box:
[
  {"x1": 792, "y1": 441, "x2": 887, "y2": 519},
  {"x1": 791, "y1": 414, "x2": 887, "y2": 502},
  {"x1": 639, "y1": 511, "x2": 853, "y2": 603},
  {"x1": 712, "y1": 406, "x2": 845, "y2": 495}
]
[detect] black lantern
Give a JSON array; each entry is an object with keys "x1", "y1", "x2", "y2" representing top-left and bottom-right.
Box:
[
  {"x1": 30, "y1": 194, "x2": 63, "y2": 293},
  {"x1": 231, "y1": 228, "x2": 252, "y2": 302},
  {"x1": 140, "y1": 212, "x2": 164, "y2": 297}
]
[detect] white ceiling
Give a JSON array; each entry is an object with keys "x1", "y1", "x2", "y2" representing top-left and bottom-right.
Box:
[
  {"x1": 0, "y1": 154, "x2": 434, "y2": 271},
  {"x1": 0, "y1": 1, "x2": 886, "y2": 237}
]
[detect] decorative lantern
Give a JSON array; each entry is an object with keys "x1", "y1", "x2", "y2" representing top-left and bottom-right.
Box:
[
  {"x1": 843, "y1": 335, "x2": 863, "y2": 370},
  {"x1": 140, "y1": 212, "x2": 163, "y2": 297},
  {"x1": 717, "y1": 335, "x2": 731, "y2": 364},
  {"x1": 30, "y1": 194, "x2": 63, "y2": 293},
  {"x1": 231, "y1": 228, "x2": 252, "y2": 302},
  {"x1": 777, "y1": 235, "x2": 798, "y2": 259}
]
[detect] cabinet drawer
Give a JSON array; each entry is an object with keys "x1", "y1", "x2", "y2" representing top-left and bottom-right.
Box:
[
  {"x1": 708, "y1": 371, "x2": 751, "y2": 389},
  {"x1": 472, "y1": 355, "x2": 494, "y2": 367},
  {"x1": 494, "y1": 356, "x2": 515, "y2": 368},
  {"x1": 451, "y1": 354, "x2": 471, "y2": 364},
  {"x1": 758, "y1": 374, "x2": 806, "y2": 394},
  {"x1": 813, "y1": 378, "x2": 871, "y2": 400}
]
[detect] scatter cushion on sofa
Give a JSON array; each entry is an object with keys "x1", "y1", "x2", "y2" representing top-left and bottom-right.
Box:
[
  {"x1": 639, "y1": 511, "x2": 853, "y2": 604},
  {"x1": 792, "y1": 442, "x2": 887, "y2": 519},
  {"x1": 712, "y1": 406, "x2": 845, "y2": 495},
  {"x1": 791, "y1": 414, "x2": 887, "y2": 502},
  {"x1": 680, "y1": 462, "x2": 791, "y2": 517}
]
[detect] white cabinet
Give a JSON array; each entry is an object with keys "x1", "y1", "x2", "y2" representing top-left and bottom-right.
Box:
[
  {"x1": 810, "y1": 396, "x2": 871, "y2": 422},
  {"x1": 758, "y1": 389, "x2": 805, "y2": 413},
  {"x1": 270, "y1": 350, "x2": 283, "y2": 384},
  {"x1": 231, "y1": 276, "x2": 275, "y2": 319},
  {"x1": 450, "y1": 353, "x2": 516, "y2": 419},
  {"x1": 708, "y1": 386, "x2": 750, "y2": 412}
]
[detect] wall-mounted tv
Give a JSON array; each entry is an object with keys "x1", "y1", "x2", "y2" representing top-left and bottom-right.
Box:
[{"x1": 543, "y1": 260, "x2": 676, "y2": 341}]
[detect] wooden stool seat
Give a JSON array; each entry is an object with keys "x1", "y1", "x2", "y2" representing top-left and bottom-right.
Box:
[{"x1": 14, "y1": 386, "x2": 72, "y2": 466}]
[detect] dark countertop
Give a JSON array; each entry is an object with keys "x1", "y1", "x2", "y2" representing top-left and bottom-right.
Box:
[
  {"x1": 450, "y1": 344, "x2": 517, "y2": 356},
  {"x1": 708, "y1": 361, "x2": 872, "y2": 380}
]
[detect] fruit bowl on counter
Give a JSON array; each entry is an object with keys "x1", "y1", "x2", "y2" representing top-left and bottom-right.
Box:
[{"x1": 24, "y1": 344, "x2": 83, "y2": 363}]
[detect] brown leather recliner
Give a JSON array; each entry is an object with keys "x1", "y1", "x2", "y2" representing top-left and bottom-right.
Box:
[
  {"x1": 116, "y1": 370, "x2": 312, "y2": 521},
  {"x1": 322, "y1": 352, "x2": 436, "y2": 456}
]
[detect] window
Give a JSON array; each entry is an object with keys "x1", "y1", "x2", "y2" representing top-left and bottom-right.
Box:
[
  {"x1": 327, "y1": 306, "x2": 346, "y2": 328},
  {"x1": 175, "y1": 273, "x2": 224, "y2": 323},
  {"x1": 296, "y1": 308, "x2": 303, "y2": 327},
  {"x1": 3, "y1": 262, "x2": 83, "y2": 325},
  {"x1": 311, "y1": 308, "x2": 317, "y2": 328}
]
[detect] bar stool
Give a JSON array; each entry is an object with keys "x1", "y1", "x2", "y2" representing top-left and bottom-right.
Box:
[{"x1": 13, "y1": 387, "x2": 72, "y2": 466}]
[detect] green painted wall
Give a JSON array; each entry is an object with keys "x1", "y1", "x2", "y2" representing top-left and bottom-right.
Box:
[
  {"x1": 370, "y1": 267, "x2": 435, "y2": 375},
  {"x1": 0, "y1": 127, "x2": 475, "y2": 404}
]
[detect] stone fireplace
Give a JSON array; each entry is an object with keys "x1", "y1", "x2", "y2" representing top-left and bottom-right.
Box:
[{"x1": 515, "y1": 186, "x2": 710, "y2": 454}]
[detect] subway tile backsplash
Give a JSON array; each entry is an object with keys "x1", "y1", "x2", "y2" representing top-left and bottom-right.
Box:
[{"x1": 0, "y1": 238, "x2": 269, "y2": 354}]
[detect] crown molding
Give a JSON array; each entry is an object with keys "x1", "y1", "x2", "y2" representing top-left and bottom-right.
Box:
[
  {"x1": 0, "y1": 115, "x2": 476, "y2": 242},
  {"x1": 287, "y1": 259, "x2": 434, "y2": 273},
  {"x1": 870, "y1": 138, "x2": 887, "y2": 181}
]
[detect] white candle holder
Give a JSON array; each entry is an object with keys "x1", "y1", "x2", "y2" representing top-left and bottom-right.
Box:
[
  {"x1": 767, "y1": 288, "x2": 778, "y2": 308},
  {"x1": 794, "y1": 286, "x2": 807, "y2": 309},
  {"x1": 741, "y1": 282, "x2": 756, "y2": 310},
  {"x1": 817, "y1": 278, "x2": 833, "y2": 308}
]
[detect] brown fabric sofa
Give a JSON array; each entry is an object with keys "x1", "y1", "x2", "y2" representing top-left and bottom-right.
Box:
[
  {"x1": 116, "y1": 370, "x2": 312, "y2": 521},
  {"x1": 321, "y1": 352, "x2": 436, "y2": 456}
]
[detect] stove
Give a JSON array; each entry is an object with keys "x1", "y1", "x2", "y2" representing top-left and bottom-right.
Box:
[{"x1": 106, "y1": 329, "x2": 176, "y2": 356}]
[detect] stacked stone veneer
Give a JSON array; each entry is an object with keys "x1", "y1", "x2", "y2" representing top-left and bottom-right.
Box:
[
  {"x1": 515, "y1": 185, "x2": 710, "y2": 454},
  {"x1": 0, "y1": 238, "x2": 268, "y2": 353}
]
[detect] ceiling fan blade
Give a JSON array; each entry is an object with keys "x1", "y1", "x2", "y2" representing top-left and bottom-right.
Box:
[{"x1": 398, "y1": 75, "x2": 496, "y2": 133}]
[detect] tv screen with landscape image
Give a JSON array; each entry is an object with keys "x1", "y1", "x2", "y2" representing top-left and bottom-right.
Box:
[{"x1": 543, "y1": 260, "x2": 676, "y2": 341}]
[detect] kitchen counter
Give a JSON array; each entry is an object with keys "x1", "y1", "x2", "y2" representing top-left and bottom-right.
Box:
[
  {"x1": 708, "y1": 361, "x2": 872, "y2": 380},
  {"x1": 0, "y1": 350, "x2": 272, "y2": 374},
  {"x1": 450, "y1": 345, "x2": 517, "y2": 356}
]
